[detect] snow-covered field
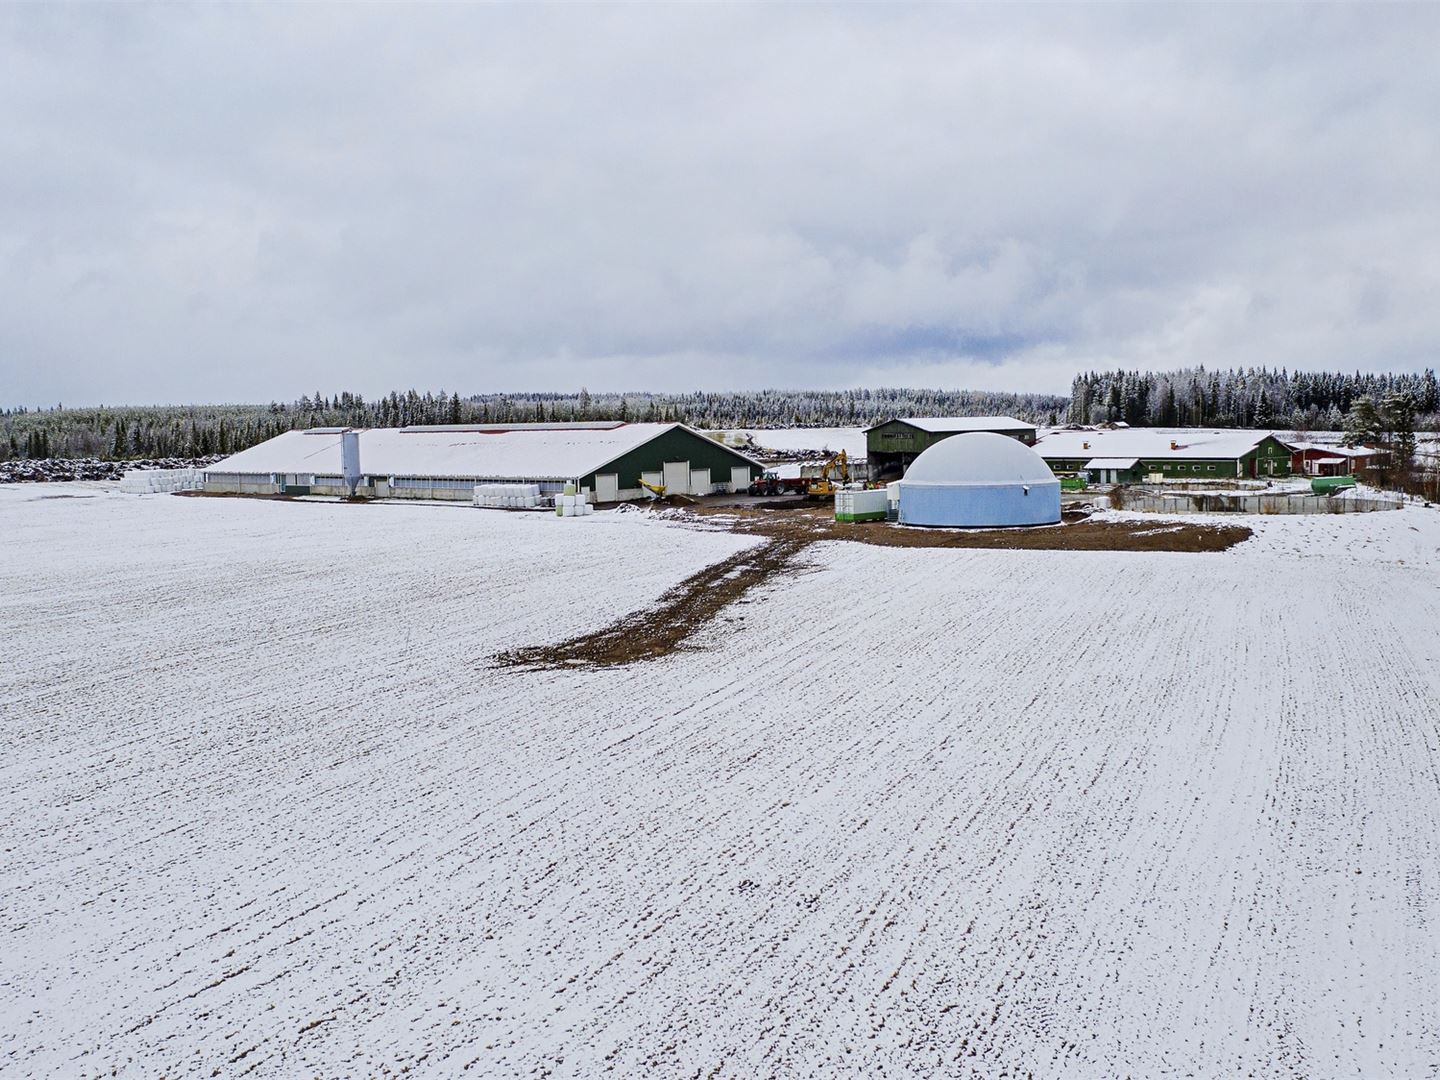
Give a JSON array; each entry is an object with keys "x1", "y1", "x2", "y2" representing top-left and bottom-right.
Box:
[
  {"x1": 4, "y1": 483, "x2": 1440, "y2": 1077},
  {"x1": 729, "y1": 427, "x2": 868, "y2": 459}
]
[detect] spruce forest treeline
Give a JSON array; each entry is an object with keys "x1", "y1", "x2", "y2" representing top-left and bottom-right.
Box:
[
  {"x1": 5, "y1": 369, "x2": 1438, "y2": 463},
  {"x1": 0, "y1": 388, "x2": 1065, "y2": 461},
  {"x1": 1069, "y1": 367, "x2": 1440, "y2": 431}
]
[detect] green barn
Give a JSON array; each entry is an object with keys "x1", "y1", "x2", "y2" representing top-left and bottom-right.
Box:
[
  {"x1": 1037, "y1": 429, "x2": 1294, "y2": 482},
  {"x1": 865, "y1": 416, "x2": 1038, "y2": 479}
]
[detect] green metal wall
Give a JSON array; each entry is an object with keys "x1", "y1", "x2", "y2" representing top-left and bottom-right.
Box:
[
  {"x1": 1251, "y1": 436, "x2": 1293, "y2": 477},
  {"x1": 868, "y1": 420, "x2": 943, "y2": 458},
  {"x1": 580, "y1": 427, "x2": 760, "y2": 490},
  {"x1": 866, "y1": 420, "x2": 1034, "y2": 458}
]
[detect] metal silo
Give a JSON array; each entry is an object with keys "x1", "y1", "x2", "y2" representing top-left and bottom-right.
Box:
[{"x1": 341, "y1": 430, "x2": 362, "y2": 497}]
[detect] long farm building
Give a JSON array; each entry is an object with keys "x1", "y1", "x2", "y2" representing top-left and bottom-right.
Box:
[
  {"x1": 202, "y1": 422, "x2": 763, "y2": 502},
  {"x1": 1035, "y1": 428, "x2": 1294, "y2": 483}
]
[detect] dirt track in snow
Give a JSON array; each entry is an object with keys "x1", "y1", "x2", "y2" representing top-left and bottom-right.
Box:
[
  {"x1": 3, "y1": 485, "x2": 1440, "y2": 1077},
  {"x1": 495, "y1": 537, "x2": 811, "y2": 669}
]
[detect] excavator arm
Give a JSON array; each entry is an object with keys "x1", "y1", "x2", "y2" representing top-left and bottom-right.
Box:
[{"x1": 806, "y1": 450, "x2": 851, "y2": 496}]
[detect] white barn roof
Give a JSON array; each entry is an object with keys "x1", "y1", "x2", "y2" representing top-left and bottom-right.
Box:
[
  {"x1": 1287, "y1": 442, "x2": 1383, "y2": 458},
  {"x1": 1083, "y1": 457, "x2": 1141, "y2": 470},
  {"x1": 1036, "y1": 428, "x2": 1276, "y2": 461},
  {"x1": 207, "y1": 423, "x2": 755, "y2": 481},
  {"x1": 867, "y1": 415, "x2": 1034, "y2": 434}
]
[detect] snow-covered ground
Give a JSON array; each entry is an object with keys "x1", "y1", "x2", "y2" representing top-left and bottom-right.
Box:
[{"x1": 4, "y1": 483, "x2": 1440, "y2": 1077}]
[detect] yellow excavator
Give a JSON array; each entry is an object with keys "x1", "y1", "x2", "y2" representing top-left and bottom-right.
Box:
[{"x1": 806, "y1": 450, "x2": 851, "y2": 497}]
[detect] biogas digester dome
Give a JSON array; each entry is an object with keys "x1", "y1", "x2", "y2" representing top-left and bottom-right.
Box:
[{"x1": 898, "y1": 432, "x2": 1061, "y2": 527}]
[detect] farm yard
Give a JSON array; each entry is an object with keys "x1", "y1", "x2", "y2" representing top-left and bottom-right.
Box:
[{"x1": 3, "y1": 483, "x2": 1440, "y2": 1077}]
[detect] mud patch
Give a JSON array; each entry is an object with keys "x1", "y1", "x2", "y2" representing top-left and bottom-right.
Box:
[
  {"x1": 493, "y1": 538, "x2": 810, "y2": 670},
  {"x1": 696, "y1": 503, "x2": 1252, "y2": 553}
]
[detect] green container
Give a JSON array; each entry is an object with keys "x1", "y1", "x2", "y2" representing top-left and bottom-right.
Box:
[
  {"x1": 1060, "y1": 476, "x2": 1088, "y2": 491},
  {"x1": 1311, "y1": 475, "x2": 1357, "y2": 494},
  {"x1": 835, "y1": 511, "x2": 888, "y2": 523}
]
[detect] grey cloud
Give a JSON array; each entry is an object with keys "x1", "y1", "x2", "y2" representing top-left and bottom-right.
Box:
[{"x1": 1, "y1": 4, "x2": 1437, "y2": 404}]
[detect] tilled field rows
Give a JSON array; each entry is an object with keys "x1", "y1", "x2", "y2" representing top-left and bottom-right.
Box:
[{"x1": 2, "y1": 488, "x2": 1439, "y2": 1077}]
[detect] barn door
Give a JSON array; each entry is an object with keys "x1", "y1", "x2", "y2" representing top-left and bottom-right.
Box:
[
  {"x1": 595, "y1": 474, "x2": 620, "y2": 502},
  {"x1": 662, "y1": 461, "x2": 690, "y2": 495}
]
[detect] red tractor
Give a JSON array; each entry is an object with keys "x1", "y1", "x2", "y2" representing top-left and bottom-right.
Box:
[{"x1": 747, "y1": 470, "x2": 787, "y2": 496}]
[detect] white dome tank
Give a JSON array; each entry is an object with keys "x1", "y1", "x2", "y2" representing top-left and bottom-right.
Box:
[{"x1": 898, "y1": 431, "x2": 1061, "y2": 527}]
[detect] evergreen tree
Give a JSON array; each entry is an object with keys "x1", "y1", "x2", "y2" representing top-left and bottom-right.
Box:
[
  {"x1": 1342, "y1": 396, "x2": 1382, "y2": 447},
  {"x1": 1253, "y1": 393, "x2": 1272, "y2": 429},
  {"x1": 1382, "y1": 390, "x2": 1418, "y2": 465}
]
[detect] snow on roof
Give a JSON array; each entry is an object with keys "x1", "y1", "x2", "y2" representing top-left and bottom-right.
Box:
[
  {"x1": 1315, "y1": 457, "x2": 1347, "y2": 465},
  {"x1": 207, "y1": 423, "x2": 757, "y2": 481},
  {"x1": 1276, "y1": 441, "x2": 1385, "y2": 458},
  {"x1": 1083, "y1": 457, "x2": 1141, "y2": 469},
  {"x1": 398, "y1": 422, "x2": 626, "y2": 432},
  {"x1": 865, "y1": 415, "x2": 1035, "y2": 434},
  {"x1": 901, "y1": 432, "x2": 1058, "y2": 487},
  {"x1": 1035, "y1": 428, "x2": 1276, "y2": 461}
]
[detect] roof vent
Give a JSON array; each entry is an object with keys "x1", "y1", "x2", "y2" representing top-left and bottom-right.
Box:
[
  {"x1": 1170, "y1": 440, "x2": 1179, "y2": 450},
  {"x1": 1082, "y1": 441, "x2": 1090, "y2": 450}
]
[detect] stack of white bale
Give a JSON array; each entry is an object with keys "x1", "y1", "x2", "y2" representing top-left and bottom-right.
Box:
[
  {"x1": 120, "y1": 468, "x2": 200, "y2": 494},
  {"x1": 555, "y1": 492, "x2": 594, "y2": 517},
  {"x1": 473, "y1": 483, "x2": 542, "y2": 509}
]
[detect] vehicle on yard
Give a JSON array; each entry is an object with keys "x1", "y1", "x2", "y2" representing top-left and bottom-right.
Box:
[
  {"x1": 747, "y1": 471, "x2": 786, "y2": 496},
  {"x1": 747, "y1": 470, "x2": 807, "y2": 496},
  {"x1": 806, "y1": 450, "x2": 852, "y2": 498}
]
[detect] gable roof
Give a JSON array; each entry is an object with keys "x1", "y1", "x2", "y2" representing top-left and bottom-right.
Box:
[
  {"x1": 1035, "y1": 428, "x2": 1278, "y2": 461},
  {"x1": 865, "y1": 415, "x2": 1035, "y2": 434},
  {"x1": 1286, "y1": 442, "x2": 1384, "y2": 458},
  {"x1": 1083, "y1": 457, "x2": 1141, "y2": 470},
  {"x1": 206, "y1": 423, "x2": 761, "y2": 481}
]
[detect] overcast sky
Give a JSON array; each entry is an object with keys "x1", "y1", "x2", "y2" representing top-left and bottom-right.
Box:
[{"x1": 2, "y1": 4, "x2": 1438, "y2": 406}]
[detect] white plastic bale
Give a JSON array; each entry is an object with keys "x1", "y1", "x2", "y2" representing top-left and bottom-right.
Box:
[{"x1": 123, "y1": 468, "x2": 200, "y2": 494}]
